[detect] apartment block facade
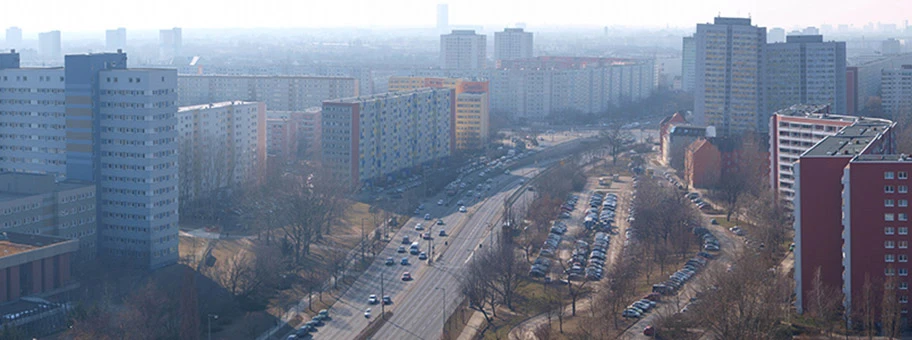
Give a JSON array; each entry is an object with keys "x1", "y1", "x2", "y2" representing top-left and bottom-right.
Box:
[
  {"x1": 881, "y1": 65, "x2": 912, "y2": 119},
  {"x1": 265, "y1": 108, "x2": 322, "y2": 162},
  {"x1": 440, "y1": 30, "x2": 486, "y2": 69},
  {"x1": 0, "y1": 50, "x2": 179, "y2": 269},
  {"x1": 695, "y1": 17, "x2": 767, "y2": 136},
  {"x1": 766, "y1": 35, "x2": 847, "y2": 115},
  {"x1": 389, "y1": 76, "x2": 489, "y2": 150},
  {"x1": 0, "y1": 173, "x2": 96, "y2": 261},
  {"x1": 769, "y1": 104, "x2": 855, "y2": 202},
  {"x1": 322, "y1": 89, "x2": 454, "y2": 186},
  {"x1": 494, "y1": 28, "x2": 533, "y2": 62},
  {"x1": 177, "y1": 74, "x2": 358, "y2": 111},
  {"x1": 177, "y1": 101, "x2": 266, "y2": 203}
]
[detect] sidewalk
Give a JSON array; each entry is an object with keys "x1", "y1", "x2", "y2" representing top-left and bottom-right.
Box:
[{"x1": 456, "y1": 310, "x2": 486, "y2": 340}]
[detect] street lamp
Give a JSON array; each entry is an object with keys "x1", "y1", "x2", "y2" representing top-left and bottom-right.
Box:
[
  {"x1": 435, "y1": 287, "x2": 447, "y2": 335},
  {"x1": 207, "y1": 314, "x2": 218, "y2": 340}
]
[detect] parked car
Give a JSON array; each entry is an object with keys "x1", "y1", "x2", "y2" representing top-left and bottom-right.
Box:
[{"x1": 643, "y1": 325, "x2": 655, "y2": 336}]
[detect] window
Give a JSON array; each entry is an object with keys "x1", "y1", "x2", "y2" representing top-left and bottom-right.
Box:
[
  {"x1": 902, "y1": 227, "x2": 909, "y2": 235},
  {"x1": 903, "y1": 296, "x2": 910, "y2": 303},
  {"x1": 887, "y1": 254, "x2": 896, "y2": 262},
  {"x1": 901, "y1": 172, "x2": 909, "y2": 179},
  {"x1": 902, "y1": 213, "x2": 909, "y2": 222},
  {"x1": 887, "y1": 185, "x2": 896, "y2": 193},
  {"x1": 887, "y1": 171, "x2": 896, "y2": 179},
  {"x1": 888, "y1": 267, "x2": 897, "y2": 275},
  {"x1": 887, "y1": 226, "x2": 896, "y2": 235},
  {"x1": 887, "y1": 199, "x2": 896, "y2": 207},
  {"x1": 903, "y1": 269, "x2": 910, "y2": 276},
  {"x1": 902, "y1": 241, "x2": 910, "y2": 249},
  {"x1": 887, "y1": 213, "x2": 896, "y2": 221},
  {"x1": 902, "y1": 186, "x2": 909, "y2": 193},
  {"x1": 903, "y1": 282, "x2": 909, "y2": 290},
  {"x1": 888, "y1": 240, "x2": 896, "y2": 248},
  {"x1": 902, "y1": 200, "x2": 910, "y2": 207},
  {"x1": 901, "y1": 255, "x2": 909, "y2": 262}
]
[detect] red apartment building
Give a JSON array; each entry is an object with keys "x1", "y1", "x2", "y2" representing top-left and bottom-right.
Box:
[
  {"x1": 684, "y1": 138, "x2": 721, "y2": 189},
  {"x1": 794, "y1": 116, "x2": 902, "y2": 321}
]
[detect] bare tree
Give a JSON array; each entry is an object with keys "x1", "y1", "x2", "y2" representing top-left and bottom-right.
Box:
[
  {"x1": 488, "y1": 235, "x2": 523, "y2": 311},
  {"x1": 807, "y1": 266, "x2": 842, "y2": 337},
  {"x1": 462, "y1": 253, "x2": 496, "y2": 324},
  {"x1": 600, "y1": 125, "x2": 632, "y2": 165},
  {"x1": 882, "y1": 275, "x2": 902, "y2": 339},
  {"x1": 858, "y1": 273, "x2": 877, "y2": 339}
]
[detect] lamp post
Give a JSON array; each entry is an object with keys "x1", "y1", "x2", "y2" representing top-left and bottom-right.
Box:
[
  {"x1": 207, "y1": 314, "x2": 218, "y2": 340},
  {"x1": 435, "y1": 287, "x2": 446, "y2": 335}
]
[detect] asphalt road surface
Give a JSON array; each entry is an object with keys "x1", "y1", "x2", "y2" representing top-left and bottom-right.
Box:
[{"x1": 312, "y1": 166, "x2": 541, "y2": 340}]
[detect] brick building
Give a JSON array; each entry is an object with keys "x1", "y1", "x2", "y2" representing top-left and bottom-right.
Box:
[
  {"x1": 0, "y1": 232, "x2": 77, "y2": 303},
  {"x1": 684, "y1": 139, "x2": 721, "y2": 189}
]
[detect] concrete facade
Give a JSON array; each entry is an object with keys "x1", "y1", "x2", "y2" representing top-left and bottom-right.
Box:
[
  {"x1": 388, "y1": 77, "x2": 489, "y2": 150},
  {"x1": 0, "y1": 233, "x2": 77, "y2": 303},
  {"x1": 322, "y1": 89, "x2": 454, "y2": 186},
  {"x1": 177, "y1": 74, "x2": 358, "y2": 111},
  {"x1": 695, "y1": 17, "x2": 767, "y2": 136},
  {"x1": 766, "y1": 35, "x2": 847, "y2": 116},
  {"x1": 881, "y1": 65, "x2": 912, "y2": 119},
  {"x1": 494, "y1": 28, "x2": 533, "y2": 63},
  {"x1": 681, "y1": 36, "x2": 695, "y2": 93},
  {"x1": 440, "y1": 30, "x2": 486, "y2": 69},
  {"x1": 177, "y1": 101, "x2": 266, "y2": 203}
]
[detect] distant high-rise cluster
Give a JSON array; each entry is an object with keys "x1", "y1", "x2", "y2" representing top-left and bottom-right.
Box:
[
  {"x1": 389, "y1": 76, "x2": 490, "y2": 150},
  {"x1": 38, "y1": 30, "x2": 61, "y2": 60},
  {"x1": 4, "y1": 27, "x2": 22, "y2": 49},
  {"x1": 159, "y1": 27, "x2": 182, "y2": 62}
]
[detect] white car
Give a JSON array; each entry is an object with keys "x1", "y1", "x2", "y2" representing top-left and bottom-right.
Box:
[
  {"x1": 459, "y1": 206, "x2": 467, "y2": 213},
  {"x1": 415, "y1": 223, "x2": 424, "y2": 231},
  {"x1": 437, "y1": 199, "x2": 444, "y2": 206},
  {"x1": 368, "y1": 294, "x2": 379, "y2": 304}
]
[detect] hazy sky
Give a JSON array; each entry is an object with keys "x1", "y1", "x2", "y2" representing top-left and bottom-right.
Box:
[{"x1": 3, "y1": 0, "x2": 910, "y2": 33}]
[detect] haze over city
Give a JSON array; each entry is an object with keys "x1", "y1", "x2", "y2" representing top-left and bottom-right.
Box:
[
  {"x1": 2, "y1": 1, "x2": 912, "y2": 339},
  {"x1": 3, "y1": 0, "x2": 912, "y2": 31}
]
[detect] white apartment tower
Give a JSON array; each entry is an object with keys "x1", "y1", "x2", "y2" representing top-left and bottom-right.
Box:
[
  {"x1": 494, "y1": 28, "x2": 533, "y2": 62},
  {"x1": 38, "y1": 31, "x2": 61, "y2": 60},
  {"x1": 681, "y1": 36, "x2": 695, "y2": 92},
  {"x1": 5, "y1": 27, "x2": 22, "y2": 49},
  {"x1": 441, "y1": 30, "x2": 486, "y2": 69},
  {"x1": 766, "y1": 35, "x2": 847, "y2": 116},
  {"x1": 882, "y1": 65, "x2": 912, "y2": 118},
  {"x1": 695, "y1": 17, "x2": 767, "y2": 136},
  {"x1": 106, "y1": 28, "x2": 127, "y2": 51},
  {"x1": 177, "y1": 74, "x2": 358, "y2": 111}
]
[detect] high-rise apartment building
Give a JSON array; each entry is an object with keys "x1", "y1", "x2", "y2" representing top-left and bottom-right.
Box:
[
  {"x1": 440, "y1": 30, "x2": 486, "y2": 69},
  {"x1": 265, "y1": 108, "x2": 322, "y2": 162},
  {"x1": 38, "y1": 31, "x2": 61, "y2": 60},
  {"x1": 389, "y1": 77, "x2": 490, "y2": 150},
  {"x1": 105, "y1": 28, "x2": 126, "y2": 51},
  {"x1": 437, "y1": 4, "x2": 449, "y2": 31},
  {"x1": 768, "y1": 27, "x2": 786, "y2": 43},
  {"x1": 768, "y1": 104, "x2": 855, "y2": 203},
  {"x1": 882, "y1": 65, "x2": 912, "y2": 118},
  {"x1": 695, "y1": 17, "x2": 767, "y2": 136},
  {"x1": 0, "y1": 50, "x2": 179, "y2": 269},
  {"x1": 322, "y1": 89, "x2": 454, "y2": 186},
  {"x1": 159, "y1": 27, "x2": 182, "y2": 62},
  {"x1": 792, "y1": 115, "x2": 905, "y2": 321},
  {"x1": 849, "y1": 53, "x2": 912, "y2": 114},
  {"x1": 766, "y1": 35, "x2": 847, "y2": 115},
  {"x1": 177, "y1": 75, "x2": 358, "y2": 111},
  {"x1": 177, "y1": 101, "x2": 266, "y2": 203},
  {"x1": 0, "y1": 173, "x2": 97, "y2": 261},
  {"x1": 681, "y1": 36, "x2": 695, "y2": 92},
  {"x1": 494, "y1": 28, "x2": 533, "y2": 63},
  {"x1": 5, "y1": 27, "x2": 22, "y2": 49},
  {"x1": 883, "y1": 38, "x2": 902, "y2": 55}
]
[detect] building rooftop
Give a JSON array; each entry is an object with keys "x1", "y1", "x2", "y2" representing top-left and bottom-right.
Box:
[
  {"x1": 179, "y1": 101, "x2": 258, "y2": 112},
  {"x1": 327, "y1": 88, "x2": 448, "y2": 104},
  {"x1": 802, "y1": 118, "x2": 895, "y2": 157},
  {"x1": 853, "y1": 154, "x2": 912, "y2": 162},
  {"x1": 0, "y1": 173, "x2": 94, "y2": 203},
  {"x1": 669, "y1": 125, "x2": 707, "y2": 137},
  {"x1": 0, "y1": 232, "x2": 71, "y2": 257},
  {"x1": 177, "y1": 74, "x2": 357, "y2": 81}
]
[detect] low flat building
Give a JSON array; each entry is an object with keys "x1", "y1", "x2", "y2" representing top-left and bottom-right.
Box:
[{"x1": 0, "y1": 173, "x2": 95, "y2": 261}]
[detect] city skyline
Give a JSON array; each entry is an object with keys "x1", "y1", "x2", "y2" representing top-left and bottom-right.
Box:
[{"x1": 2, "y1": 0, "x2": 911, "y2": 32}]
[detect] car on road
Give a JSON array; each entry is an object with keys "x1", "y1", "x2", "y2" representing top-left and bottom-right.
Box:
[
  {"x1": 459, "y1": 206, "x2": 467, "y2": 213},
  {"x1": 418, "y1": 204, "x2": 425, "y2": 210},
  {"x1": 437, "y1": 199, "x2": 444, "y2": 206},
  {"x1": 439, "y1": 229, "x2": 447, "y2": 237},
  {"x1": 401, "y1": 272, "x2": 412, "y2": 281},
  {"x1": 402, "y1": 236, "x2": 410, "y2": 244},
  {"x1": 364, "y1": 308, "x2": 371, "y2": 318},
  {"x1": 368, "y1": 294, "x2": 379, "y2": 304},
  {"x1": 418, "y1": 252, "x2": 428, "y2": 260},
  {"x1": 437, "y1": 219, "x2": 445, "y2": 225},
  {"x1": 415, "y1": 223, "x2": 424, "y2": 231},
  {"x1": 383, "y1": 296, "x2": 392, "y2": 305},
  {"x1": 397, "y1": 246, "x2": 406, "y2": 253},
  {"x1": 385, "y1": 257, "x2": 395, "y2": 265},
  {"x1": 456, "y1": 200, "x2": 464, "y2": 206},
  {"x1": 400, "y1": 257, "x2": 409, "y2": 265},
  {"x1": 643, "y1": 325, "x2": 655, "y2": 336},
  {"x1": 424, "y1": 214, "x2": 431, "y2": 220}
]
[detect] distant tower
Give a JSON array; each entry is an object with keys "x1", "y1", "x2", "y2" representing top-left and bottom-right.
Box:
[
  {"x1": 437, "y1": 4, "x2": 449, "y2": 31},
  {"x1": 105, "y1": 27, "x2": 126, "y2": 51},
  {"x1": 159, "y1": 27, "x2": 182, "y2": 63},
  {"x1": 38, "y1": 30, "x2": 62, "y2": 60},
  {"x1": 5, "y1": 27, "x2": 22, "y2": 49}
]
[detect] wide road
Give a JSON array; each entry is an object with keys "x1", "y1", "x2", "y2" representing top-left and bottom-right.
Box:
[{"x1": 311, "y1": 163, "x2": 541, "y2": 340}]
